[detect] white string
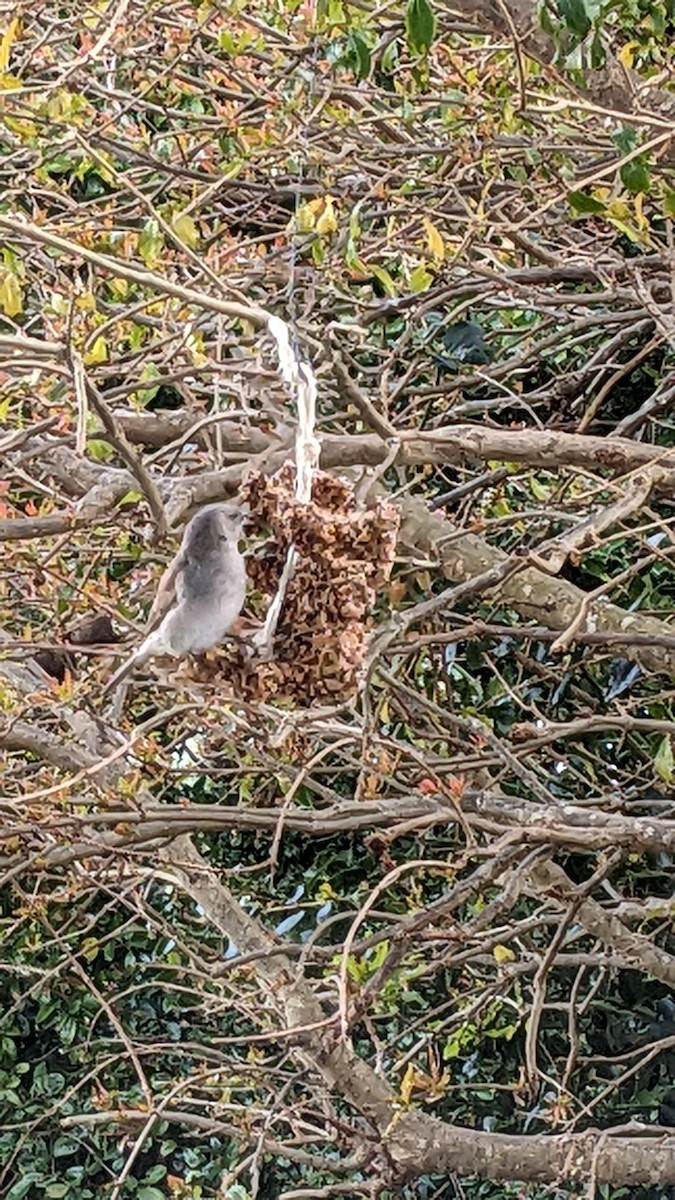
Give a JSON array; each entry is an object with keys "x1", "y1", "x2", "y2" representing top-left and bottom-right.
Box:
[
  {"x1": 251, "y1": 317, "x2": 320, "y2": 660},
  {"x1": 267, "y1": 315, "x2": 320, "y2": 501}
]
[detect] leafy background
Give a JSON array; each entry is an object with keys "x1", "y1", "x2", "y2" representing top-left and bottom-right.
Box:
[{"x1": 0, "y1": 0, "x2": 674, "y2": 1197}]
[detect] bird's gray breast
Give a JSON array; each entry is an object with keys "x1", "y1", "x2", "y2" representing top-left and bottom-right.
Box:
[{"x1": 169, "y1": 545, "x2": 247, "y2": 654}]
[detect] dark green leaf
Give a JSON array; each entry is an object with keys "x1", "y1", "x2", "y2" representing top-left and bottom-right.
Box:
[
  {"x1": 53, "y1": 1138, "x2": 80, "y2": 1158},
  {"x1": 405, "y1": 0, "x2": 436, "y2": 54},
  {"x1": 589, "y1": 32, "x2": 605, "y2": 68},
  {"x1": 430, "y1": 320, "x2": 493, "y2": 371},
  {"x1": 538, "y1": 3, "x2": 555, "y2": 35},
  {"x1": 349, "y1": 33, "x2": 371, "y2": 80},
  {"x1": 620, "y1": 157, "x2": 650, "y2": 195},
  {"x1": 567, "y1": 189, "x2": 606, "y2": 213},
  {"x1": 613, "y1": 127, "x2": 638, "y2": 155},
  {"x1": 143, "y1": 1165, "x2": 167, "y2": 1184},
  {"x1": 558, "y1": 0, "x2": 591, "y2": 37},
  {"x1": 7, "y1": 1178, "x2": 40, "y2": 1200}
]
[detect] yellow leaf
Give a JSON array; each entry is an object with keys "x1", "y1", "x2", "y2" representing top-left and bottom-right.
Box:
[
  {"x1": 295, "y1": 201, "x2": 316, "y2": 232},
  {"x1": 530, "y1": 478, "x2": 551, "y2": 501},
  {"x1": 409, "y1": 264, "x2": 434, "y2": 292},
  {"x1": 0, "y1": 271, "x2": 23, "y2": 317},
  {"x1": 83, "y1": 335, "x2": 108, "y2": 365},
  {"x1": 317, "y1": 881, "x2": 338, "y2": 901},
  {"x1": 606, "y1": 198, "x2": 630, "y2": 220},
  {"x1": 400, "y1": 1063, "x2": 417, "y2": 1106},
  {"x1": 47, "y1": 90, "x2": 86, "y2": 123},
  {"x1": 0, "y1": 18, "x2": 19, "y2": 73},
  {"x1": 5, "y1": 117, "x2": 37, "y2": 140},
  {"x1": 422, "y1": 217, "x2": 445, "y2": 262},
  {"x1": 185, "y1": 331, "x2": 207, "y2": 366},
  {"x1": 107, "y1": 276, "x2": 128, "y2": 299},
  {"x1": 80, "y1": 937, "x2": 99, "y2": 962},
  {"x1": 316, "y1": 196, "x2": 338, "y2": 235},
  {"x1": 633, "y1": 193, "x2": 649, "y2": 232},
  {"x1": 76, "y1": 290, "x2": 96, "y2": 312},
  {"x1": 654, "y1": 735, "x2": 674, "y2": 783},
  {"x1": 172, "y1": 212, "x2": 199, "y2": 248},
  {"x1": 493, "y1": 944, "x2": 516, "y2": 964},
  {"x1": 618, "y1": 40, "x2": 638, "y2": 68},
  {"x1": 50, "y1": 293, "x2": 68, "y2": 316}
]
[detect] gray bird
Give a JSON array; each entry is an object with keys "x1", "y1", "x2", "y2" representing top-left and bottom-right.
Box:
[{"x1": 103, "y1": 501, "x2": 248, "y2": 697}]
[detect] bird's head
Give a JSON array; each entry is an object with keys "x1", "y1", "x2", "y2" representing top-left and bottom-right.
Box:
[{"x1": 217, "y1": 501, "x2": 249, "y2": 539}]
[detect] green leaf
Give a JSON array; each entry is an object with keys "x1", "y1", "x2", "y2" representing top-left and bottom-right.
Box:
[
  {"x1": 539, "y1": 3, "x2": 555, "y2": 35},
  {"x1": 654, "y1": 736, "x2": 674, "y2": 783},
  {"x1": 86, "y1": 439, "x2": 113, "y2": 462},
  {"x1": 567, "y1": 189, "x2": 605, "y2": 214},
  {"x1": 143, "y1": 1165, "x2": 167, "y2": 1184},
  {"x1": 620, "y1": 157, "x2": 650, "y2": 195},
  {"x1": 53, "y1": 1137, "x2": 80, "y2": 1157},
  {"x1": 348, "y1": 202, "x2": 363, "y2": 240},
  {"x1": 588, "y1": 32, "x2": 605, "y2": 69},
  {"x1": 349, "y1": 33, "x2": 371, "y2": 80},
  {"x1": 42, "y1": 151, "x2": 78, "y2": 174},
  {"x1": 137, "y1": 1189, "x2": 166, "y2": 1200},
  {"x1": 484, "y1": 1021, "x2": 518, "y2": 1039},
  {"x1": 530, "y1": 477, "x2": 551, "y2": 501},
  {"x1": 0, "y1": 1035, "x2": 16, "y2": 1060},
  {"x1": 139, "y1": 219, "x2": 165, "y2": 268},
  {"x1": 405, "y1": 0, "x2": 436, "y2": 54},
  {"x1": 613, "y1": 127, "x2": 637, "y2": 155},
  {"x1": 310, "y1": 237, "x2": 325, "y2": 266},
  {"x1": 368, "y1": 263, "x2": 397, "y2": 296},
  {"x1": 45, "y1": 1185, "x2": 70, "y2": 1198},
  {"x1": 7, "y1": 1178, "x2": 40, "y2": 1200},
  {"x1": 558, "y1": 0, "x2": 591, "y2": 37},
  {"x1": 345, "y1": 238, "x2": 368, "y2": 274},
  {"x1": 132, "y1": 362, "x2": 162, "y2": 406},
  {"x1": 663, "y1": 190, "x2": 675, "y2": 218}
]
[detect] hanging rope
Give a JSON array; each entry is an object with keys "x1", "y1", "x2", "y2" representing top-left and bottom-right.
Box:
[
  {"x1": 248, "y1": 57, "x2": 321, "y2": 663},
  {"x1": 251, "y1": 320, "x2": 320, "y2": 661}
]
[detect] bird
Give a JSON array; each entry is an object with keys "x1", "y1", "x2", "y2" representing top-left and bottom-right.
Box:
[{"x1": 102, "y1": 501, "x2": 248, "y2": 697}]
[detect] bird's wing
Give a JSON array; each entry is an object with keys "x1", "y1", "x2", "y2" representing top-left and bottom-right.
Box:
[
  {"x1": 102, "y1": 552, "x2": 184, "y2": 702},
  {"x1": 145, "y1": 552, "x2": 183, "y2": 631}
]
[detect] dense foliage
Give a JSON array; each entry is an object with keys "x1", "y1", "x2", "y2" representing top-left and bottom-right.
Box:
[{"x1": 0, "y1": 0, "x2": 674, "y2": 1197}]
